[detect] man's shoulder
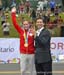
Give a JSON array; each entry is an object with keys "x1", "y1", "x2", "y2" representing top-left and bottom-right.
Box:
[{"x1": 42, "y1": 28, "x2": 50, "y2": 35}]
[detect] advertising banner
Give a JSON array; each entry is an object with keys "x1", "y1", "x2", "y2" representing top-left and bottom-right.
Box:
[
  {"x1": 0, "y1": 38, "x2": 20, "y2": 63},
  {"x1": 0, "y1": 38, "x2": 64, "y2": 63},
  {"x1": 51, "y1": 37, "x2": 64, "y2": 62}
]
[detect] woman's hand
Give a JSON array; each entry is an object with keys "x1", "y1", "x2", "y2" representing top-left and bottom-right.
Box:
[
  {"x1": 11, "y1": 7, "x2": 16, "y2": 13},
  {"x1": 30, "y1": 27, "x2": 36, "y2": 38}
]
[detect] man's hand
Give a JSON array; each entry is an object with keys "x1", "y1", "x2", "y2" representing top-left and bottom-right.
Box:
[{"x1": 11, "y1": 7, "x2": 16, "y2": 13}]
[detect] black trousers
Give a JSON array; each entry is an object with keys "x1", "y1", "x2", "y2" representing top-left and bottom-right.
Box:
[{"x1": 35, "y1": 61, "x2": 52, "y2": 75}]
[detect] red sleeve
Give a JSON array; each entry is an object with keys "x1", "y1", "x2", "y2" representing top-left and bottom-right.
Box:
[{"x1": 11, "y1": 12, "x2": 23, "y2": 34}]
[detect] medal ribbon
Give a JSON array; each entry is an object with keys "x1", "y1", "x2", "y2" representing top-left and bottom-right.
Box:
[{"x1": 24, "y1": 30, "x2": 29, "y2": 46}]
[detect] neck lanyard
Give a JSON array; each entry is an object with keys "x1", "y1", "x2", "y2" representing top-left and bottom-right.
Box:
[{"x1": 24, "y1": 29, "x2": 29, "y2": 47}]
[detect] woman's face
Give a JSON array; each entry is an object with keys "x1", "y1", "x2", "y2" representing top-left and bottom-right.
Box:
[{"x1": 23, "y1": 21, "x2": 30, "y2": 30}]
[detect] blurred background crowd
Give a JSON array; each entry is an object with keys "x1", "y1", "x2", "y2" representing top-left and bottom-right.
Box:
[{"x1": 0, "y1": 0, "x2": 64, "y2": 37}]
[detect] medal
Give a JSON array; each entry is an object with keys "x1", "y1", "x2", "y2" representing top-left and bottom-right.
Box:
[
  {"x1": 24, "y1": 43, "x2": 28, "y2": 47},
  {"x1": 23, "y1": 30, "x2": 29, "y2": 47}
]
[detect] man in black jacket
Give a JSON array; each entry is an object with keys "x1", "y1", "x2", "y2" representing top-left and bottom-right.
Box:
[{"x1": 35, "y1": 18, "x2": 52, "y2": 75}]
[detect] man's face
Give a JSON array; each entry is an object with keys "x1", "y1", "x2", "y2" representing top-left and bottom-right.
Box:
[
  {"x1": 36, "y1": 19, "x2": 44, "y2": 29},
  {"x1": 23, "y1": 21, "x2": 30, "y2": 30}
]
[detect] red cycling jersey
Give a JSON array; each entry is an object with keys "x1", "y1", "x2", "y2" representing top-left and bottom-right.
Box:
[{"x1": 11, "y1": 12, "x2": 35, "y2": 54}]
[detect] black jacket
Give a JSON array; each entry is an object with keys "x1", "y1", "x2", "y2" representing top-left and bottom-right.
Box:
[{"x1": 35, "y1": 28, "x2": 52, "y2": 63}]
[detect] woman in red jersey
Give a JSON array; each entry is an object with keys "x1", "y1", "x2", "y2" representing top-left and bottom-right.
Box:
[{"x1": 11, "y1": 7, "x2": 35, "y2": 75}]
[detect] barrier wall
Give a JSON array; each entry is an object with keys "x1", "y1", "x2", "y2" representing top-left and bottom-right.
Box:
[
  {"x1": 0, "y1": 38, "x2": 20, "y2": 63},
  {"x1": 0, "y1": 37, "x2": 64, "y2": 63}
]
